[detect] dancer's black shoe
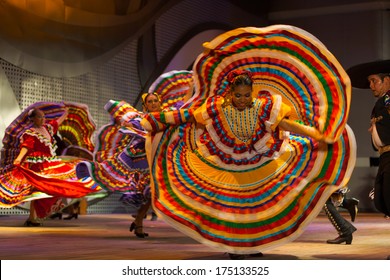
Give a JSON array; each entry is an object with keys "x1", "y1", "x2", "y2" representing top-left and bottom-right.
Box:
[
  {"x1": 63, "y1": 213, "x2": 78, "y2": 220},
  {"x1": 49, "y1": 213, "x2": 62, "y2": 220},
  {"x1": 344, "y1": 198, "x2": 359, "y2": 222},
  {"x1": 129, "y1": 222, "x2": 149, "y2": 238},
  {"x1": 24, "y1": 220, "x2": 42, "y2": 227},
  {"x1": 228, "y1": 252, "x2": 263, "y2": 259}
]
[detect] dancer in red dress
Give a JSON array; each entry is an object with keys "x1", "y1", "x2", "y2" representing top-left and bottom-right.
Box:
[{"x1": 0, "y1": 105, "x2": 100, "y2": 226}]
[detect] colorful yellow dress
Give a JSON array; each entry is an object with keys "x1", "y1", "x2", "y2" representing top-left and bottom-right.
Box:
[{"x1": 141, "y1": 25, "x2": 356, "y2": 253}]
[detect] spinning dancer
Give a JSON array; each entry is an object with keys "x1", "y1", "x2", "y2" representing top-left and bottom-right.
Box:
[
  {"x1": 0, "y1": 103, "x2": 100, "y2": 226},
  {"x1": 141, "y1": 25, "x2": 356, "y2": 258}
]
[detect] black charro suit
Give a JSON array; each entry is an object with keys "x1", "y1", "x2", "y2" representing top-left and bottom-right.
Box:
[{"x1": 372, "y1": 90, "x2": 390, "y2": 216}]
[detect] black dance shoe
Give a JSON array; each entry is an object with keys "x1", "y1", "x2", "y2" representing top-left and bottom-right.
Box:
[
  {"x1": 63, "y1": 213, "x2": 78, "y2": 220},
  {"x1": 228, "y1": 253, "x2": 246, "y2": 260},
  {"x1": 150, "y1": 212, "x2": 158, "y2": 221},
  {"x1": 345, "y1": 198, "x2": 359, "y2": 222},
  {"x1": 248, "y1": 252, "x2": 263, "y2": 258},
  {"x1": 24, "y1": 220, "x2": 42, "y2": 227},
  {"x1": 49, "y1": 213, "x2": 63, "y2": 220},
  {"x1": 326, "y1": 234, "x2": 353, "y2": 245},
  {"x1": 228, "y1": 252, "x2": 263, "y2": 260},
  {"x1": 129, "y1": 222, "x2": 149, "y2": 238}
]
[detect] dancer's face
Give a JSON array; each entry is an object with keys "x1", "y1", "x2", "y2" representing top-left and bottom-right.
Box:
[
  {"x1": 231, "y1": 85, "x2": 253, "y2": 111},
  {"x1": 144, "y1": 94, "x2": 162, "y2": 112},
  {"x1": 32, "y1": 110, "x2": 45, "y2": 127}
]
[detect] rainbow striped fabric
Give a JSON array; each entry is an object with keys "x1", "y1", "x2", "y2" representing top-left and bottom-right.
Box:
[
  {"x1": 144, "y1": 25, "x2": 356, "y2": 253},
  {"x1": 1, "y1": 101, "x2": 96, "y2": 168},
  {"x1": 0, "y1": 101, "x2": 99, "y2": 208},
  {"x1": 149, "y1": 70, "x2": 194, "y2": 109},
  {"x1": 75, "y1": 100, "x2": 150, "y2": 193}
]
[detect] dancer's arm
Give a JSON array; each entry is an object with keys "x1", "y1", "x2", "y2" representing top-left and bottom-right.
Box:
[
  {"x1": 13, "y1": 147, "x2": 28, "y2": 165},
  {"x1": 279, "y1": 118, "x2": 325, "y2": 142},
  {"x1": 57, "y1": 108, "x2": 69, "y2": 125}
]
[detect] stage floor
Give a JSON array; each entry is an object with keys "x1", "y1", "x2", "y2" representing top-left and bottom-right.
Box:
[{"x1": 1, "y1": 212, "x2": 389, "y2": 260}]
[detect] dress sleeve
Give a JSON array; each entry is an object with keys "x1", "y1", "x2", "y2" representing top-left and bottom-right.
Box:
[
  {"x1": 193, "y1": 96, "x2": 224, "y2": 126},
  {"x1": 193, "y1": 100, "x2": 209, "y2": 126},
  {"x1": 48, "y1": 119, "x2": 59, "y2": 134},
  {"x1": 266, "y1": 94, "x2": 291, "y2": 131},
  {"x1": 141, "y1": 109, "x2": 193, "y2": 132},
  {"x1": 20, "y1": 133, "x2": 35, "y2": 151}
]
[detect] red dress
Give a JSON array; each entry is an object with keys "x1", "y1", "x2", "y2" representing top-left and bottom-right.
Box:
[{"x1": 0, "y1": 120, "x2": 100, "y2": 218}]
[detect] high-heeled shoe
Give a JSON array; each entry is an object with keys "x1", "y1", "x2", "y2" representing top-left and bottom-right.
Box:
[
  {"x1": 129, "y1": 222, "x2": 149, "y2": 238},
  {"x1": 129, "y1": 222, "x2": 136, "y2": 232},
  {"x1": 150, "y1": 212, "x2": 158, "y2": 221},
  {"x1": 49, "y1": 213, "x2": 63, "y2": 220},
  {"x1": 248, "y1": 252, "x2": 263, "y2": 258},
  {"x1": 326, "y1": 234, "x2": 353, "y2": 245},
  {"x1": 63, "y1": 213, "x2": 78, "y2": 220},
  {"x1": 228, "y1": 253, "x2": 246, "y2": 260},
  {"x1": 24, "y1": 220, "x2": 42, "y2": 227},
  {"x1": 227, "y1": 252, "x2": 263, "y2": 260},
  {"x1": 344, "y1": 198, "x2": 359, "y2": 222}
]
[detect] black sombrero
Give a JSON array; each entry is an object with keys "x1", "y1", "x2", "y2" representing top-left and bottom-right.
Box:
[{"x1": 346, "y1": 59, "x2": 390, "y2": 89}]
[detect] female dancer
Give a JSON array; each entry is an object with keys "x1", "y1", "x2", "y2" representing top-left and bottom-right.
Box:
[
  {"x1": 76, "y1": 71, "x2": 193, "y2": 238},
  {"x1": 14, "y1": 108, "x2": 68, "y2": 225},
  {"x1": 0, "y1": 105, "x2": 100, "y2": 226},
  {"x1": 75, "y1": 95, "x2": 162, "y2": 237},
  {"x1": 141, "y1": 25, "x2": 356, "y2": 258},
  {"x1": 127, "y1": 93, "x2": 163, "y2": 237}
]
